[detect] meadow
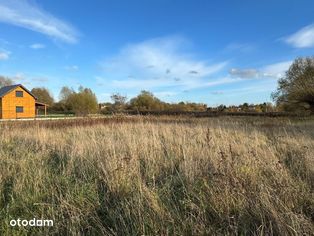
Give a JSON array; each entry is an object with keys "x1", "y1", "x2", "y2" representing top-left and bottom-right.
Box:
[{"x1": 0, "y1": 116, "x2": 313, "y2": 235}]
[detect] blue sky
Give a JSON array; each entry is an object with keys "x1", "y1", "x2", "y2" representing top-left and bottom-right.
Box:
[{"x1": 0, "y1": 0, "x2": 314, "y2": 106}]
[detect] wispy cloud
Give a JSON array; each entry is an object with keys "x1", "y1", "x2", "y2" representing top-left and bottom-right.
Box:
[
  {"x1": 99, "y1": 36, "x2": 228, "y2": 91},
  {"x1": 14, "y1": 72, "x2": 25, "y2": 81},
  {"x1": 229, "y1": 61, "x2": 292, "y2": 79},
  {"x1": 229, "y1": 68, "x2": 258, "y2": 79},
  {"x1": 154, "y1": 91, "x2": 178, "y2": 98},
  {"x1": 211, "y1": 91, "x2": 224, "y2": 95},
  {"x1": 217, "y1": 84, "x2": 277, "y2": 98},
  {"x1": 30, "y1": 43, "x2": 45, "y2": 49},
  {"x1": 262, "y1": 61, "x2": 292, "y2": 78},
  {"x1": 65, "y1": 65, "x2": 79, "y2": 71},
  {"x1": 7, "y1": 72, "x2": 50, "y2": 84},
  {"x1": 285, "y1": 24, "x2": 314, "y2": 48},
  {"x1": 0, "y1": 49, "x2": 10, "y2": 60},
  {"x1": 0, "y1": 0, "x2": 79, "y2": 43},
  {"x1": 224, "y1": 42, "x2": 256, "y2": 53}
]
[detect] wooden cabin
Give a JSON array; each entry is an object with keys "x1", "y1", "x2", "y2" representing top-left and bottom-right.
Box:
[{"x1": 0, "y1": 84, "x2": 48, "y2": 119}]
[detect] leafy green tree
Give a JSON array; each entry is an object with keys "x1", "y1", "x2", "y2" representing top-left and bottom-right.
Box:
[
  {"x1": 272, "y1": 57, "x2": 314, "y2": 113},
  {"x1": 259, "y1": 102, "x2": 274, "y2": 112},
  {"x1": 55, "y1": 86, "x2": 98, "y2": 115},
  {"x1": 240, "y1": 103, "x2": 249, "y2": 112},
  {"x1": 66, "y1": 87, "x2": 98, "y2": 115},
  {"x1": 217, "y1": 104, "x2": 226, "y2": 112},
  {"x1": 50, "y1": 102, "x2": 69, "y2": 113},
  {"x1": 31, "y1": 87, "x2": 54, "y2": 106},
  {"x1": 130, "y1": 90, "x2": 165, "y2": 110}
]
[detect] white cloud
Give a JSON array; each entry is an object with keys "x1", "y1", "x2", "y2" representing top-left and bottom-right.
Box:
[
  {"x1": 65, "y1": 65, "x2": 79, "y2": 71},
  {"x1": 227, "y1": 84, "x2": 276, "y2": 94},
  {"x1": 30, "y1": 43, "x2": 45, "y2": 49},
  {"x1": 99, "y1": 36, "x2": 228, "y2": 91},
  {"x1": 261, "y1": 61, "x2": 292, "y2": 78},
  {"x1": 211, "y1": 91, "x2": 224, "y2": 95},
  {"x1": 229, "y1": 61, "x2": 292, "y2": 79},
  {"x1": 0, "y1": 50, "x2": 10, "y2": 60},
  {"x1": 285, "y1": 24, "x2": 314, "y2": 48},
  {"x1": 14, "y1": 72, "x2": 25, "y2": 80},
  {"x1": 0, "y1": 0, "x2": 79, "y2": 43},
  {"x1": 229, "y1": 68, "x2": 258, "y2": 79}
]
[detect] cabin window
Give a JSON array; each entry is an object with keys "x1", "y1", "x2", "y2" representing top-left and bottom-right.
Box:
[
  {"x1": 16, "y1": 106, "x2": 24, "y2": 113},
  {"x1": 16, "y1": 91, "x2": 24, "y2": 97}
]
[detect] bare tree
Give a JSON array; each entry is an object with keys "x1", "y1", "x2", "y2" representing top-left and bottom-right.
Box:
[
  {"x1": 110, "y1": 93, "x2": 127, "y2": 111},
  {"x1": 0, "y1": 76, "x2": 13, "y2": 88},
  {"x1": 31, "y1": 87, "x2": 55, "y2": 106}
]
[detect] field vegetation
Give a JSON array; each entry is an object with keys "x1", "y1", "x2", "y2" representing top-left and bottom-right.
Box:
[{"x1": 0, "y1": 116, "x2": 313, "y2": 235}]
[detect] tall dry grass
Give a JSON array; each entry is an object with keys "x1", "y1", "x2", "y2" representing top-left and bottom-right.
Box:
[{"x1": 0, "y1": 116, "x2": 313, "y2": 235}]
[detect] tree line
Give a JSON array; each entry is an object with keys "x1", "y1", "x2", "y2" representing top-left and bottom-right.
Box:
[
  {"x1": 103, "y1": 90, "x2": 207, "y2": 113},
  {"x1": 1, "y1": 56, "x2": 313, "y2": 115}
]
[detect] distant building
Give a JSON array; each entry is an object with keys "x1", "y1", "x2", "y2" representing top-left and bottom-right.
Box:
[{"x1": 0, "y1": 84, "x2": 48, "y2": 119}]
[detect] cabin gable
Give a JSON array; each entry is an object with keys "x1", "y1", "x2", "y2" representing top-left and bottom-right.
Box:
[{"x1": 0, "y1": 85, "x2": 36, "y2": 119}]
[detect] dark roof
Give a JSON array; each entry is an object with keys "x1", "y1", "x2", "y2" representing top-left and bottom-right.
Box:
[
  {"x1": 0, "y1": 84, "x2": 37, "y2": 99},
  {"x1": 35, "y1": 101, "x2": 49, "y2": 106},
  {"x1": 0, "y1": 84, "x2": 17, "y2": 97}
]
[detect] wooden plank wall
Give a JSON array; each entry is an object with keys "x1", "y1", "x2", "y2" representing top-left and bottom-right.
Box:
[{"x1": 0, "y1": 98, "x2": 2, "y2": 119}]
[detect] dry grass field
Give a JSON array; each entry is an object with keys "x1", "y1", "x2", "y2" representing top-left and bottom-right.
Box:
[{"x1": 0, "y1": 116, "x2": 313, "y2": 235}]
